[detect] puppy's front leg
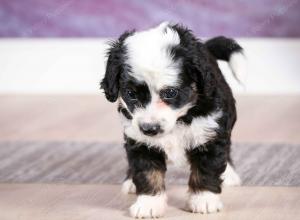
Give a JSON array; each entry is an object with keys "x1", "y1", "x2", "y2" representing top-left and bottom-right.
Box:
[
  {"x1": 186, "y1": 142, "x2": 227, "y2": 214},
  {"x1": 127, "y1": 144, "x2": 167, "y2": 218}
]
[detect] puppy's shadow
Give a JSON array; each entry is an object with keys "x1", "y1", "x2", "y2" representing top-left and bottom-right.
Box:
[{"x1": 167, "y1": 186, "x2": 189, "y2": 212}]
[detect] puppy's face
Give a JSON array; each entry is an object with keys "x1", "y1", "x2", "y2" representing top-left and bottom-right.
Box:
[
  {"x1": 119, "y1": 73, "x2": 196, "y2": 136},
  {"x1": 101, "y1": 23, "x2": 215, "y2": 138}
]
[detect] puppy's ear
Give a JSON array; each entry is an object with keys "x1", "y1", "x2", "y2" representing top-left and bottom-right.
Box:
[
  {"x1": 185, "y1": 52, "x2": 217, "y2": 97},
  {"x1": 198, "y1": 60, "x2": 217, "y2": 97},
  {"x1": 189, "y1": 61, "x2": 218, "y2": 98},
  {"x1": 100, "y1": 31, "x2": 134, "y2": 102},
  {"x1": 171, "y1": 40, "x2": 217, "y2": 97},
  {"x1": 100, "y1": 41, "x2": 123, "y2": 102}
]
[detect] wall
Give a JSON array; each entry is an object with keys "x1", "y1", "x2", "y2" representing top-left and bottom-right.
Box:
[
  {"x1": 1, "y1": 0, "x2": 300, "y2": 38},
  {"x1": 0, "y1": 38, "x2": 299, "y2": 94}
]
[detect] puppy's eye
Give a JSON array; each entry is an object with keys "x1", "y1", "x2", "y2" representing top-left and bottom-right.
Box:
[
  {"x1": 126, "y1": 89, "x2": 137, "y2": 100},
  {"x1": 160, "y1": 88, "x2": 178, "y2": 99}
]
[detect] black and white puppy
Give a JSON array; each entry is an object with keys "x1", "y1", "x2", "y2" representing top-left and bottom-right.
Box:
[{"x1": 100, "y1": 22, "x2": 244, "y2": 218}]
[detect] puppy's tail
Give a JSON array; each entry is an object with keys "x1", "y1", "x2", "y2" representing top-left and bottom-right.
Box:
[{"x1": 205, "y1": 36, "x2": 247, "y2": 83}]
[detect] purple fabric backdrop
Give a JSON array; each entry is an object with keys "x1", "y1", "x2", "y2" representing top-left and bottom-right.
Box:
[{"x1": 1, "y1": 0, "x2": 299, "y2": 38}]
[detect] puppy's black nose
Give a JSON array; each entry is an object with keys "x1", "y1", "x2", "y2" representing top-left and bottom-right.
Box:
[{"x1": 139, "y1": 123, "x2": 161, "y2": 136}]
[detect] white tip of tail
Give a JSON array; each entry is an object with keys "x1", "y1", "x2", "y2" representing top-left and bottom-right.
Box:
[{"x1": 229, "y1": 52, "x2": 247, "y2": 85}]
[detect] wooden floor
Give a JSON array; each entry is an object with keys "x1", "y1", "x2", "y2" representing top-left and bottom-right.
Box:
[
  {"x1": 0, "y1": 95, "x2": 300, "y2": 143},
  {"x1": 0, "y1": 184, "x2": 299, "y2": 220}
]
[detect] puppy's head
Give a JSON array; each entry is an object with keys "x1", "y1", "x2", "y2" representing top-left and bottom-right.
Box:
[{"x1": 101, "y1": 22, "x2": 217, "y2": 137}]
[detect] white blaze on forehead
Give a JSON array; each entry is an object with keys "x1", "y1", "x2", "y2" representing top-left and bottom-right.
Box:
[{"x1": 125, "y1": 22, "x2": 181, "y2": 89}]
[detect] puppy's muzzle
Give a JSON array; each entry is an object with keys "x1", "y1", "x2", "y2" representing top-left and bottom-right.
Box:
[{"x1": 139, "y1": 123, "x2": 162, "y2": 136}]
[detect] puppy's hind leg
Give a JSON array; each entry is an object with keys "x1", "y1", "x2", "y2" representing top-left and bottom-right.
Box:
[
  {"x1": 122, "y1": 178, "x2": 136, "y2": 194},
  {"x1": 221, "y1": 163, "x2": 241, "y2": 187}
]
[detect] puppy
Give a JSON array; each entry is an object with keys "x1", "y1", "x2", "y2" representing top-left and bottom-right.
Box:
[{"x1": 100, "y1": 22, "x2": 243, "y2": 218}]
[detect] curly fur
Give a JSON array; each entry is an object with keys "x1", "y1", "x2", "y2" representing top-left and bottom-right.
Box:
[{"x1": 100, "y1": 22, "x2": 244, "y2": 218}]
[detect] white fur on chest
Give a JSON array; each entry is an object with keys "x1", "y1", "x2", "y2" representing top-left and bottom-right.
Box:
[{"x1": 123, "y1": 111, "x2": 222, "y2": 167}]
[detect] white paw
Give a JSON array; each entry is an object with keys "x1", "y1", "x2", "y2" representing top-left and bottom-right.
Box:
[
  {"x1": 121, "y1": 179, "x2": 136, "y2": 194},
  {"x1": 186, "y1": 191, "x2": 223, "y2": 214},
  {"x1": 129, "y1": 193, "x2": 167, "y2": 218},
  {"x1": 222, "y1": 164, "x2": 241, "y2": 186}
]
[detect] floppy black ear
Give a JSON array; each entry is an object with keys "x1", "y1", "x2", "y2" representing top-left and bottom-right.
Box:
[
  {"x1": 100, "y1": 41, "x2": 123, "y2": 102},
  {"x1": 100, "y1": 30, "x2": 134, "y2": 102},
  {"x1": 168, "y1": 25, "x2": 217, "y2": 98},
  {"x1": 197, "y1": 57, "x2": 218, "y2": 97},
  {"x1": 184, "y1": 48, "x2": 218, "y2": 98}
]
